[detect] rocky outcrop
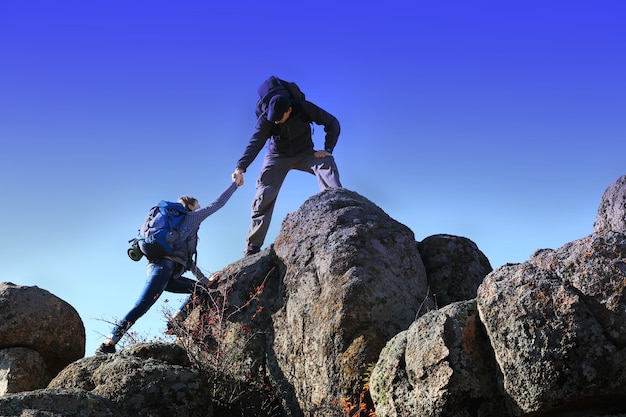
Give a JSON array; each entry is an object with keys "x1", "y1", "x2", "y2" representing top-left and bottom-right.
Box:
[
  {"x1": 49, "y1": 343, "x2": 214, "y2": 417},
  {"x1": 2, "y1": 175, "x2": 625, "y2": 417},
  {"x1": 168, "y1": 189, "x2": 429, "y2": 415},
  {"x1": 0, "y1": 344, "x2": 214, "y2": 417},
  {"x1": 370, "y1": 175, "x2": 626, "y2": 417},
  {"x1": 175, "y1": 189, "x2": 494, "y2": 416},
  {"x1": 0, "y1": 282, "x2": 85, "y2": 393}
]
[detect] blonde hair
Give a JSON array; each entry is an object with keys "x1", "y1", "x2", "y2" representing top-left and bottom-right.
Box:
[{"x1": 178, "y1": 195, "x2": 199, "y2": 212}]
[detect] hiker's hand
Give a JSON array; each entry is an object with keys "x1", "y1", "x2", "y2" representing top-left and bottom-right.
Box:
[
  {"x1": 207, "y1": 272, "x2": 221, "y2": 287},
  {"x1": 232, "y1": 168, "x2": 244, "y2": 186},
  {"x1": 314, "y1": 150, "x2": 331, "y2": 158}
]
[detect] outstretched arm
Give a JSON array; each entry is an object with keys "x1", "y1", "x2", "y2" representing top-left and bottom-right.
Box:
[
  {"x1": 235, "y1": 119, "x2": 274, "y2": 173},
  {"x1": 188, "y1": 181, "x2": 238, "y2": 224},
  {"x1": 233, "y1": 119, "x2": 274, "y2": 186}
]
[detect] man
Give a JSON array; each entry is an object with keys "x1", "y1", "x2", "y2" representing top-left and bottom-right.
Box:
[{"x1": 232, "y1": 78, "x2": 342, "y2": 256}]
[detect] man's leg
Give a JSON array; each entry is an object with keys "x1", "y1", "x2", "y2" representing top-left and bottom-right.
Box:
[
  {"x1": 246, "y1": 154, "x2": 290, "y2": 251},
  {"x1": 295, "y1": 152, "x2": 342, "y2": 190}
]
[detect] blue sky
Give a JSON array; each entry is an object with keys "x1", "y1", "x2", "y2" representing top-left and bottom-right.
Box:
[{"x1": 1, "y1": 1, "x2": 624, "y2": 356}]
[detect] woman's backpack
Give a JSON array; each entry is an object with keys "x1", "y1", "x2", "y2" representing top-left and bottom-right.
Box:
[{"x1": 129, "y1": 201, "x2": 189, "y2": 261}]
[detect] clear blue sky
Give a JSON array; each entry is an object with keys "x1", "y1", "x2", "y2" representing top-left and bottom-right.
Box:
[{"x1": 1, "y1": 1, "x2": 624, "y2": 356}]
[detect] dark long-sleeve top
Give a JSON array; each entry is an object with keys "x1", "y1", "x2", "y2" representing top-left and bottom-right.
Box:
[{"x1": 235, "y1": 100, "x2": 340, "y2": 172}]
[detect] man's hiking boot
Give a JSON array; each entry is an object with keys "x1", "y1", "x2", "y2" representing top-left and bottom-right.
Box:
[
  {"x1": 95, "y1": 342, "x2": 116, "y2": 355},
  {"x1": 245, "y1": 245, "x2": 260, "y2": 256}
]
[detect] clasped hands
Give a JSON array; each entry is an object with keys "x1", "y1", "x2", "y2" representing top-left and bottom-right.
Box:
[{"x1": 232, "y1": 168, "x2": 244, "y2": 186}]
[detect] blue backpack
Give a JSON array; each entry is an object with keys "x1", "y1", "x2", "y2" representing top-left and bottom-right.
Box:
[{"x1": 130, "y1": 201, "x2": 188, "y2": 261}]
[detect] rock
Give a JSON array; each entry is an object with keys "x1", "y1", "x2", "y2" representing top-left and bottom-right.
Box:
[
  {"x1": 370, "y1": 300, "x2": 507, "y2": 417},
  {"x1": 48, "y1": 354, "x2": 107, "y2": 392},
  {"x1": 476, "y1": 231, "x2": 626, "y2": 415},
  {"x1": 530, "y1": 232, "x2": 626, "y2": 347},
  {"x1": 0, "y1": 388, "x2": 117, "y2": 417},
  {"x1": 48, "y1": 343, "x2": 214, "y2": 417},
  {"x1": 172, "y1": 248, "x2": 286, "y2": 416},
  {"x1": 0, "y1": 347, "x2": 48, "y2": 394},
  {"x1": 0, "y1": 282, "x2": 85, "y2": 379},
  {"x1": 594, "y1": 174, "x2": 626, "y2": 233},
  {"x1": 418, "y1": 234, "x2": 493, "y2": 306},
  {"x1": 271, "y1": 188, "x2": 433, "y2": 414}
]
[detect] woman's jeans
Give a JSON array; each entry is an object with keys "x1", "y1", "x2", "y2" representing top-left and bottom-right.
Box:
[{"x1": 109, "y1": 258, "x2": 200, "y2": 343}]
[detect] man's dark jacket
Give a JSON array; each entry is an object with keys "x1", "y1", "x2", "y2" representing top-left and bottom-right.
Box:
[{"x1": 236, "y1": 100, "x2": 340, "y2": 172}]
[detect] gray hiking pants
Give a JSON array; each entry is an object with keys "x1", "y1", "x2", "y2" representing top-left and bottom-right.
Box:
[{"x1": 246, "y1": 150, "x2": 342, "y2": 248}]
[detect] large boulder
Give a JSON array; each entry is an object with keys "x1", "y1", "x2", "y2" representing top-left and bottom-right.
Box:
[
  {"x1": 0, "y1": 282, "x2": 85, "y2": 381},
  {"x1": 271, "y1": 188, "x2": 432, "y2": 414},
  {"x1": 418, "y1": 234, "x2": 492, "y2": 306},
  {"x1": 167, "y1": 253, "x2": 284, "y2": 416},
  {"x1": 0, "y1": 347, "x2": 48, "y2": 395},
  {"x1": 477, "y1": 231, "x2": 626, "y2": 415},
  {"x1": 47, "y1": 343, "x2": 214, "y2": 417},
  {"x1": 370, "y1": 300, "x2": 506, "y2": 417}
]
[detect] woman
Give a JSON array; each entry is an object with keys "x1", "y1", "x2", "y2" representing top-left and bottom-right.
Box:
[{"x1": 96, "y1": 179, "x2": 240, "y2": 355}]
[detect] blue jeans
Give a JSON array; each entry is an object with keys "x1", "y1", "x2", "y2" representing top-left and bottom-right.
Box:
[{"x1": 109, "y1": 258, "x2": 201, "y2": 343}]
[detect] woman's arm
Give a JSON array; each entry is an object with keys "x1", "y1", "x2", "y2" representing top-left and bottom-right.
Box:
[{"x1": 187, "y1": 181, "x2": 238, "y2": 226}]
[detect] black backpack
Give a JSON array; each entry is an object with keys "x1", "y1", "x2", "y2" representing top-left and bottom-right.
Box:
[{"x1": 255, "y1": 76, "x2": 306, "y2": 118}]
